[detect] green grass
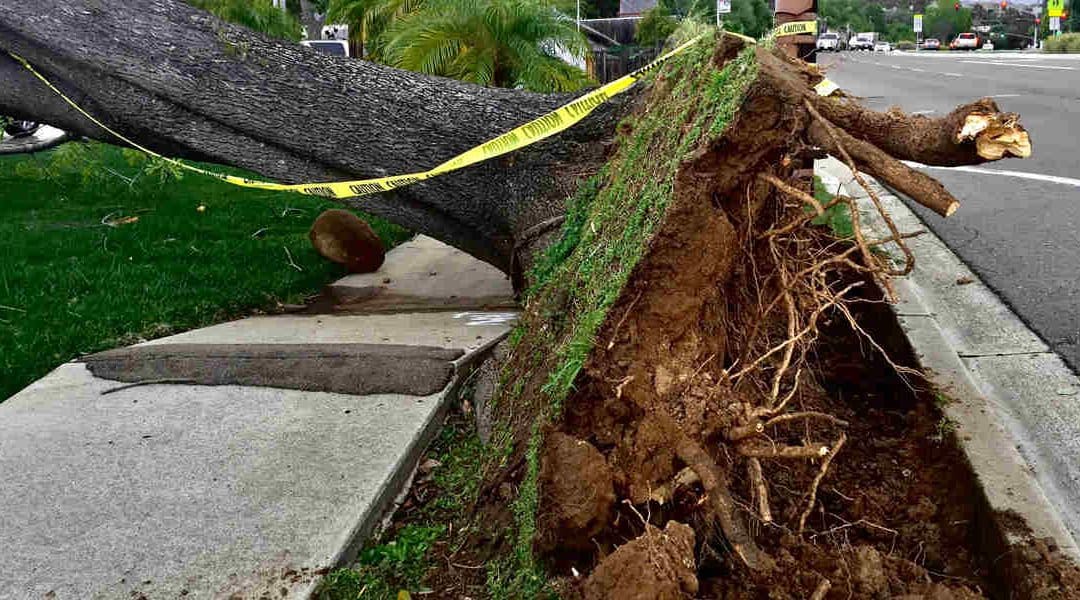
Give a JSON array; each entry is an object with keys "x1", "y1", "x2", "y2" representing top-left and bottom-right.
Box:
[
  {"x1": 0, "y1": 141, "x2": 410, "y2": 401},
  {"x1": 314, "y1": 413, "x2": 485, "y2": 599},
  {"x1": 811, "y1": 174, "x2": 854, "y2": 239}
]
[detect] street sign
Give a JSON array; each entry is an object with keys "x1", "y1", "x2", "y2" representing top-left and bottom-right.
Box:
[
  {"x1": 1050, "y1": 15, "x2": 1061, "y2": 30},
  {"x1": 914, "y1": 13, "x2": 923, "y2": 33},
  {"x1": 718, "y1": 0, "x2": 732, "y2": 14},
  {"x1": 1048, "y1": 0, "x2": 1065, "y2": 18}
]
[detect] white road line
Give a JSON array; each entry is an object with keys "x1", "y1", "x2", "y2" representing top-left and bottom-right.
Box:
[
  {"x1": 944, "y1": 72, "x2": 963, "y2": 77},
  {"x1": 904, "y1": 162, "x2": 1080, "y2": 188},
  {"x1": 960, "y1": 60, "x2": 1076, "y2": 70},
  {"x1": 911, "y1": 109, "x2": 936, "y2": 115},
  {"x1": 909, "y1": 67, "x2": 926, "y2": 72},
  {"x1": 994, "y1": 94, "x2": 1022, "y2": 98}
]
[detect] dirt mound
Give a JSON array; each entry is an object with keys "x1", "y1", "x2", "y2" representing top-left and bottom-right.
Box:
[
  {"x1": 583, "y1": 521, "x2": 697, "y2": 600},
  {"x1": 537, "y1": 432, "x2": 616, "y2": 553},
  {"x1": 359, "y1": 35, "x2": 1077, "y2": 600}
]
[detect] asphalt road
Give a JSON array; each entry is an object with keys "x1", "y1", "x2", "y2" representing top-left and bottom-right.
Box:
[{"x1": 819, "y1": 50, "x2": 1080, "y2": 371}]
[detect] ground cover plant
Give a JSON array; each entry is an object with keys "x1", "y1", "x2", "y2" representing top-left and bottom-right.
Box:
[{"x1": 0, "y1": 142, "x2": 408, "y2": 401}]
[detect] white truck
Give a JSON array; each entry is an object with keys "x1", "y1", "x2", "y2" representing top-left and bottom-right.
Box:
[
  {"x1": 816, "y1": 32, "x2": 843, "y2": 51},
  {"x1": 850, "y1": 32, "x2": 878, "y2": 51}
]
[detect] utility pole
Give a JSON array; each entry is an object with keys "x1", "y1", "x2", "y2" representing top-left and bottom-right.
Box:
[{"x1": 577, "y1": 0, "x2": 581, "y2": 30}]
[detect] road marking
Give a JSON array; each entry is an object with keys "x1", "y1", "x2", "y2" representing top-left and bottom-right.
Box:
[
  {"x1": 960, "y1": 60, "x2": 1076, "y2": 70},
  {"x1": 911, "y1": 109, "x2": 936, "y2": 115},
  {"x1": 905, "y1": 162, "x2": 1080, "y2": 188},
  {"x1": 944, "y1": 72, "x2": 963, "y2": 77},
  {"x1": 909, "y1": 67, "x2": 926, "y2": 72},
  {"x1": 994, "y1": 94, "x2": 1022, "y2": 98}
]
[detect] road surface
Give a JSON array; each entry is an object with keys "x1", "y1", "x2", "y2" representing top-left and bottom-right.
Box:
[{"x1": 819, "y1": 50, "x2": 1080, "y2": 371}]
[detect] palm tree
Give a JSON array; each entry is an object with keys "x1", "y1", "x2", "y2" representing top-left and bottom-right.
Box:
[
  {"x1": 325, "y1": 0, "x2": 424, "y2": 59},
  {"x1": 189, "y1": 0, "x2": 303, "y2": 40},
  {"x1": 368, "y1": 0, "x2": 592, "y2": 92}
]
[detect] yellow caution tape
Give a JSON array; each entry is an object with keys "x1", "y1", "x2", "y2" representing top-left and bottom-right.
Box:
[
  {"x1": 769, "y1": 20, "x2": 818, "y2": 38},
  {"x1": 9, "y1": 35, "x2": 703, "y2": 200},
  {"x1": 813, "y1": 78, "x2": 839, "y2": 97},
  {"x1": 11, "y1": 23, "x2": 821, "y2": 200}
]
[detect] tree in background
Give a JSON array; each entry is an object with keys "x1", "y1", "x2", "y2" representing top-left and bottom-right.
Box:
[
  {"x1": 923, "y1": 0, "x2": 972, "y2": 41},
  {"x1": 552, "y1": 0, "x2": 620, "y2": 19},
  {"x1": 380, "y1": 0, "x2": 592, "y2": 92},
  {"x1": 187, "y1": 0, "x2": 303, "y2": 39},
  {"x1": 325, "y1": 0, "x2": 424, "y2": 59},
  {"x1": 648, "y1": 0, "x2": 771, "y2": 39},
  {"x1": 819, "y1": 0, "x2": 871, "y2": 32},
  {"x1": 636, "y1": 6, "x2": 679, "y2": 45}
]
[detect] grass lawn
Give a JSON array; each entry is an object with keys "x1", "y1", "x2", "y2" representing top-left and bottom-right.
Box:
[{"x1": 0, "y1": 141, "x2": 409, "y2": 401}]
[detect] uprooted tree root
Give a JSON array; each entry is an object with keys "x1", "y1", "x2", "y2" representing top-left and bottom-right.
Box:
[{"x1": 461, "y1": 33, "x2": 1062, "y2": 599}]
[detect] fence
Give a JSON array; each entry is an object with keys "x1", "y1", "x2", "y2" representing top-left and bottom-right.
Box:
[{"x1": 588, "y1": 46, "x2": 663, "y2": 83}]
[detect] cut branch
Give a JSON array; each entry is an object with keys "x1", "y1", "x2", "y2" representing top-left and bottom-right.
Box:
[{"x1": 805, "y1": 105, "x2": 959, "y2": 218}]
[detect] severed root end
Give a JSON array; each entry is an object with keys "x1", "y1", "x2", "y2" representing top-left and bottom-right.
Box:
[{"x1": 958, "y1": 112, "x2": 1032, "y2": 160}]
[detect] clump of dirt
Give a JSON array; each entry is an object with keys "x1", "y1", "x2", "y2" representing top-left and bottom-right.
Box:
[
  {"x1": 995, "y1": 515, "x2": 1080, "y2": 599},
  {"x1": 537, "y1": 432, "x2": 616, "y2": 553},
  {"x1": 583, "y1": 521, "x2": 698, "y2": 600}
]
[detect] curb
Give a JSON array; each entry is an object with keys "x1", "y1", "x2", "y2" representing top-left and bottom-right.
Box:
[
  {"x1": 816, "y1": 158, "x2": 1080, "y2": 561},
  {"x1": 298, "y1": 331, "x2": 509, "y2": 599}
]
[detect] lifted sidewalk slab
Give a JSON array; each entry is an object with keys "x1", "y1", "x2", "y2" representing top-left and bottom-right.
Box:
[{"x1": 0, "y1": 236, "x2": 518, "y2": 599}]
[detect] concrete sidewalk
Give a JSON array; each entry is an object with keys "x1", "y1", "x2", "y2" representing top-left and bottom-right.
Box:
[{"x1": 0, "y1": 236, "x2": 517, "y2": 599}]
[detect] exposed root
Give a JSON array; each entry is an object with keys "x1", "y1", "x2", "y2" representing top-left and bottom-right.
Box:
[
  {"x1": 747, "y1": 458, "x2": 772, "y2": 523},
  {"x1": 798, "y1": 432, "x2": 847, "y2": 534},
  {"x1": 504, "y1": 33, "x2": 1034, "y2": 595},
  {"x1": 809, "y1": 577, "x2": 832, "y2": 600}
]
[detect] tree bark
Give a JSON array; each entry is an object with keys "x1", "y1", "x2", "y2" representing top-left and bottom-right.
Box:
[
  {"x1": 0, "y1": 0, "x2": 628, "y2": 274},
  {"x1": 0, "y1": 1, "x2": 1029, "y2": 281}
]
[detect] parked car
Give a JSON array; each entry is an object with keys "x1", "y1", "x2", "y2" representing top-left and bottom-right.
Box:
[
  {"x1": 923, "y1": 38, "x2": 941, "y2": 50},
  {"x1": 3, "y1": 119, "x2": 40, "y2": 139},
  {"x1": 950, "y1": 32, "x2": 980, "y2": 50},
  {"x1": 816, "y1": 32, "x2": 843, "y2": 52},
  {"x1": 851, "y1": 33, "x2": 877, "y2": 51},
  {"x1": 982, "y1": 41, "x2": 995, "y2": 50},
  {"x1": 873, "y1": 40, "x2": 892, "y2": 52},
  {"x1": 299, "y1": 39, "x2": 349, "y2": 57}
]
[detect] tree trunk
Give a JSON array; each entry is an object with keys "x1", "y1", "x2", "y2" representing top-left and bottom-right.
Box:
[
  {"x1": 0, "y1": 0, "x2": 1027, "y2": 283},
  {"x1": 0, "y1": 0, "x2": 628, "y2": 277}
]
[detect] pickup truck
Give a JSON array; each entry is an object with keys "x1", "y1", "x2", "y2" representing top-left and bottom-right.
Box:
[
  {"x1": 816, "y1": 32, "x2": 843, "y2": 51},
  {"x1": 850, "y1": 33, "x2": 877, "y2": 51}
]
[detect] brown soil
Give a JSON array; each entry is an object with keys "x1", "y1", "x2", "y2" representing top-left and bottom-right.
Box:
[
  {"x1": 362, "y1": 40, "x2": 1073, "y2": 600},
  {"x1": 583, "y1": 521, "x2": 698, "y2": 600}
]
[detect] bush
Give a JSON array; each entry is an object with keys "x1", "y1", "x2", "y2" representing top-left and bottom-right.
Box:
[
  {"x1": 896, "y1": 40, "x2": 916, "y2": 50},
  {"x1": 1044, "y1": 33, "x2": 1080, "y2": 53},
  {"x1": 636, "y1": 6, "x2": 679, "y2": 46}
]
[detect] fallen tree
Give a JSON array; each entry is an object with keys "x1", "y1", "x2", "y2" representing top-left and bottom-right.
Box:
[{"x1": 1, "y1": 1, "x2": 1044, "y2": 596}]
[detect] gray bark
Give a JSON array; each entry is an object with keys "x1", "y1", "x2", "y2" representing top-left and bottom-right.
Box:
[{"x1": 0, "y1": 0, "x2": 628, "y2": 275}]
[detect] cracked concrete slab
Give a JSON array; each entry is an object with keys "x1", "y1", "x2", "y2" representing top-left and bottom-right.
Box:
[
  {"x1": 328, "y1": 236, "x2": 516, "y2": 312},
  {"x1": 140, "y1": 311, "x2": 518, "y2": 355},
  {"x1": 82, "y1": 343, "x2": 463, "y2": 396}
]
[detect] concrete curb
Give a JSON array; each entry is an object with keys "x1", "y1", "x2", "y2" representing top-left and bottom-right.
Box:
[
  {"x1": 296, "y1": 331, "x2": 507, "y2": 599},
  {"x1": 816, "y1": 158, "x2": 1080, "y2": 561}
]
